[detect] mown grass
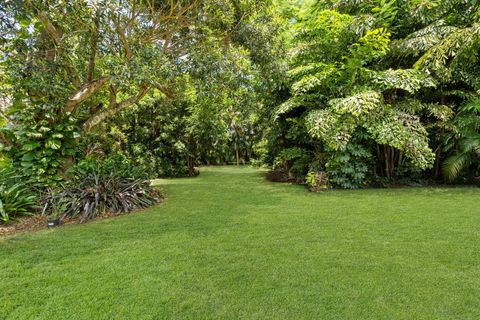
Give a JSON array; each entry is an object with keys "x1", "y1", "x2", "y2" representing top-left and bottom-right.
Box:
[{"x1": 1, "y1": 166, "x2": 480, "y2": 319}]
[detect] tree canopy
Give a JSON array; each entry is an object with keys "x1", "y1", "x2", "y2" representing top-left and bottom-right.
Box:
[{"x1": 1, "y1": 0, "x2": 479, "y2": 188}]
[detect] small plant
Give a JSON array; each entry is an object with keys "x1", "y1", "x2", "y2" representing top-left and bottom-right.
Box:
[
  {"x1": 42, "y1": 159, "x2": 161, "y2": 223},
  {"x1": 0, "y1": 168, "x2": 37, "y2": 223},
  {"x1": 306, "y1": 171, "x2": 329, "y2": 192},
  {"x1": 42, "y1": 188, "x2": 68, "y2": 227}
]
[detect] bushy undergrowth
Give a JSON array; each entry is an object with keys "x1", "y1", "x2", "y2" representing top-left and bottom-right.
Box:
[
  {"x1": 69, "y1": 154, "x2": 149, "y2": 180},
  {"x1": 0, "y1": 154, "x2": 161, "y2": 225},
  {"x1": 43, "y1": 156, "x2": 161, "y2": 223}
]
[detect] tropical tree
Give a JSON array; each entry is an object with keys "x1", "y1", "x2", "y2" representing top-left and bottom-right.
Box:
[
  {"x1": 88, "y1": 41, "x2": 271, "y2": 177},
  {"x1": 268, "y1": 0, "x2": 480, "y2": 188},
  {"x1": 443, "y1": 100, "x2": 480, "y2": 181},
  {"x1": 273, "y1": 7, "x2": 440, "y2": 187},
  {"x1": 0, "y1": 0, "x2": 282, "y2": 182}
]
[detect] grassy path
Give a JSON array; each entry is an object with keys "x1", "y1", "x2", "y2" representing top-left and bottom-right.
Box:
[{"x1": 1, "y1": 166, "x2": 480, "y2": 319}]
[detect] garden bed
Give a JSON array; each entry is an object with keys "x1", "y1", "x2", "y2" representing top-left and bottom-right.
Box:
[{"x1": 0, "y1": 197, "x2": 164, "y2": 237}]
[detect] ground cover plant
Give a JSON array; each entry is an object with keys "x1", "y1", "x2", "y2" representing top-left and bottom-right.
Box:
[
  {"x1": 0, "y1": 168, "x2": 37, "y2": 223},
  {"x1": 1, "y1": 167, "x2": 480, "y2": 319}
]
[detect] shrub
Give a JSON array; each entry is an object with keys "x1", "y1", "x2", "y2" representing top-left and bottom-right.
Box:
[
  {"x1": 306, "y1": 171, "x2": 329, "y2": 192},
  {"x1": 273, "y1": 147, "x2": 312, "y2": 179},
  {"x1": 69, "y1": 154, "x2": 149, "y2": 180},
  {"x1": 0, "y1": 168, "x2": 37, "y2": 223},
  {"x1": 1, "y1": 113, "x2": 79, "y2": 186},
  {"x1": 43, "y1": 159, "x2": 160, "y2": 222},
  {"x1": 325, "y1": 142, "x2": 371, "y2": 189}
]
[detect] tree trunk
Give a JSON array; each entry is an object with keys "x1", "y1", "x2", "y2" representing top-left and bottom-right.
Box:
[
  {"x1": 236, "y1": 148, "x2": 240, "y2": 166},
  {"x1": 385, "y1": 146, "x2": 390, "y2": 179},
  {"x1": 65, "y1": 77, "x2": 109, "y2": 113}
]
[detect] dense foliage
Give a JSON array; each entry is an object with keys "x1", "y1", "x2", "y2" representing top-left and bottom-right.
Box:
[
  {"x1": 268, "y1": 0, "x2": 480, "y2": 188},
  {"x1": 0, "y1": 0, "x2": 283, "y2": 183},
  {"x1": 0, "y1": 0, "x2": 283, "y2": 222}
]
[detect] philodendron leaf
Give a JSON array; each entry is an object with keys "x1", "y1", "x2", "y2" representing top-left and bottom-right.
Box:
[
  {"x1": 22, "y1": 142, "x2": 40, "y2": 151},
  {"x1": 46, "y1": 139, "x2": 62, "y2": 150},
  {"x1": 21, "y1": 153, "x2": 36, "y2": 162}
]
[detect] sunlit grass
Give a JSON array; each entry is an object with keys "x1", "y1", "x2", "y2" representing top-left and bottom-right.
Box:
[{"x1": 1, "y1": 166, "x2": 479, "y2": 319}]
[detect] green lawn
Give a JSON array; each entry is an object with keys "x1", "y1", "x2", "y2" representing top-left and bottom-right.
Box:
[{"x1": 1, "y1": 166, "x2": 480, "y2": 319}]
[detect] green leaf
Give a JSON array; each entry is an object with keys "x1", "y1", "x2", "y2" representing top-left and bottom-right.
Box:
[
  {"x1": 45, "y1": 139, "x2": 62, "y2": 150},
  {"x1": 22, "y1": 142, "x2": 40, "y2": 151},
  {"x1": 21, "y1": 153, "x2": 36, "y2": 162}
]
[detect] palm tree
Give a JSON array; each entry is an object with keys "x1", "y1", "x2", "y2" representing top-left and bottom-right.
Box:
[{"x1": 443, "y1": 101, "x2": 480, "y2": 181}]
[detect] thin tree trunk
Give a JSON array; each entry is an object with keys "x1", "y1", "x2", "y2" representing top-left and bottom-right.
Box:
[
  {"x1": 385, "y1": 146, "x2": 390, "y2": 179},
  {"x1": 390, "y1": 147, "x2": 395, "y2": 177},
  {"x1": 376, "y1": 144, "x2": 382, "y2": 177},
  {"x1": 434, "y1": 147, "x2": 442, "y2": 180}
]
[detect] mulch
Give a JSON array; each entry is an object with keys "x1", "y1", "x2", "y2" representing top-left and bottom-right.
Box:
[
  {"x1": 1, "y1": 192, "x2": 165, "y2": 237},
  {"x1": 265, "y1": 168, "x2": 298, "y2": 183},
  {"x1": 0, "y1": 211, "x2": 137, "y2": 237},
  {"x1": 0, "y1": 215, "x2": 49, "y2": 236}
]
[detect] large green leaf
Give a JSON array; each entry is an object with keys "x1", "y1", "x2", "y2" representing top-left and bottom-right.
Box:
[{"x1": 45, "y1": 139, "x2": 62, "y2": 150}]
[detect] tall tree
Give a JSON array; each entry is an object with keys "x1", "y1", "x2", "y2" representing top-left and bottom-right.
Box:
[
  {"x1": 0, "y1": 0, "x2": 282, "y2": 183},
  {"x1": 269, "y1": 0, "x2": 475, "y2": 188},
  {"x1": 1, "y1": 0, "x2": 276, "y2": 131}
]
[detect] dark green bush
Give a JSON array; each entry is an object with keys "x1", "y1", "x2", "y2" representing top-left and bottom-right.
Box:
[
  {"x1": 273, "y1": 147, "x2": 313, "y2": 179},
  {"x1": 43, "y1": 175, "x2": 159, "y2": 222},
  {"x1": 43, "y1": 158, "x2": 160, "y2": 222},
  {"x1": 68, "y1": 154, "x2": 149, "y2": 180}
]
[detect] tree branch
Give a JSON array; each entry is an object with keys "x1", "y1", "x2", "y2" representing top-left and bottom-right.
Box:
[
  {"x1": 65, "y1": 77, "x2": 109, "y2": 113},
  {"x1": 152, "y1": 82, "x2": 174, "y2": 98},
  {"x1": 82, "y1": 84, "x2": 149, "y2": 131},
  {"x1": 86, "y1": 18, "x2": 100, "y2": 82},
  {"x1": 36, "y1": 9, "x2": 82, "y2": 88},
  {"x1": 112, "y1": 16, "x2": 132, "y2": 60},
  {"x1": 37, "y1": 10, "x2": 61, "y2": 46}
]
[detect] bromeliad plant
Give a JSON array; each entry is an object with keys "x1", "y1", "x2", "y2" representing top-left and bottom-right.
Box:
[{"x1": 43, "y1": 158, "x2": 160, "y2": 223}]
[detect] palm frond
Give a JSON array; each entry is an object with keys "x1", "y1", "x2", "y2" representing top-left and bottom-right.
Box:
[{"x1": 442, "y1": 152, "x2": 472, "y2": 181}]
